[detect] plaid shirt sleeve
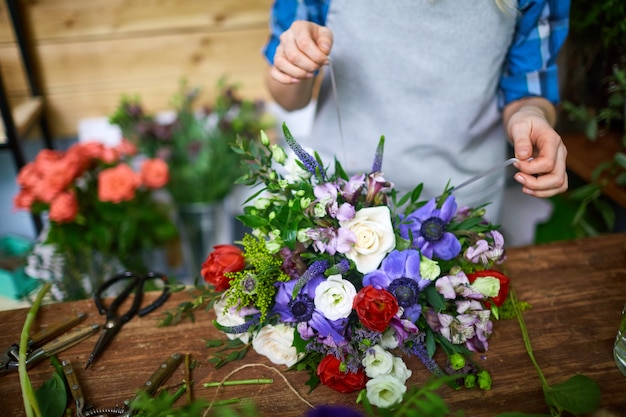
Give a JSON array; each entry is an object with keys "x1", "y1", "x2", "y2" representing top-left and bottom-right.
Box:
[
  {"x1": 262, "y1": 0, "x2": 330, "y2": 65},
  {"x1": 499, "y1": 0, "x2": 571, "y2": 106}
]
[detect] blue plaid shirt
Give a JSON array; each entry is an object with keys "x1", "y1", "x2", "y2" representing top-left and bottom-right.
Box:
[{"x1": 263, "y1": 0, "x2": 570, "y2": 106}]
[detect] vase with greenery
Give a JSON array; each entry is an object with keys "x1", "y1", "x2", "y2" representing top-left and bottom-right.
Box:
[{"x1": 109, "y1": 79, "x2": 274, "y2": 279}]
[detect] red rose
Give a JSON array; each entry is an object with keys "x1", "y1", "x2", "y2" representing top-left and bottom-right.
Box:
[
  {"x1": 317, "y1": 355, "x2": 366, "y2": 393},
  {"x1": 200, "y1": 244, "x2": 245, "y2": 291},
  {"x1": 467, "y1": 269, "x2": 510, "y2": 307},
  {"x1": 353, "y1": 286, "x2": 399, "y2": 332}
]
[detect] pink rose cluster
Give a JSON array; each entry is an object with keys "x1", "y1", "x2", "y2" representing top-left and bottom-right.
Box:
[{"x1": 14, "y1": 140, "x2": 169, "y2": 223}]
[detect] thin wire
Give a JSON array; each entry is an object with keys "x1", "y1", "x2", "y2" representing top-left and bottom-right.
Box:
[
  {"x1": 327, "y1": 58, "x2": 348, "y2": 167},
  {"x1": 452, "y1": 157, "x2": 522, "y2": 193}
]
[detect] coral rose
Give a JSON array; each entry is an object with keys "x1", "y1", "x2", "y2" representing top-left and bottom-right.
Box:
[
  {"x1": 353, "y1": 286, "x2": 399, "y2": 332},
  {"x1": 140, "y1": 158, "x2": 169, "y2": 189},
  {"x1": 49, "y1": 191, "x2": 79, "y2": 223},
  {"x1": 13, "y1": 189, "x2": 36, "y2": 210},
  {"x1": 98, "y1": 164, "x2": 140, "y2": 203},
  {"x1": 200, "y1": 244, "x2": 245, "y2": 291},
  {"x1": 317, "y1": 355, "x2": 366, "y2": 393}
]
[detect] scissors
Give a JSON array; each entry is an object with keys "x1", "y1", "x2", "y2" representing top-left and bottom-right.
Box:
[
  {"x1": 85, "y1": 271, "x2": 170, "y2": 369},
  {"x1": 64, "y1": 352, "x2": 183, "y2": 417}
]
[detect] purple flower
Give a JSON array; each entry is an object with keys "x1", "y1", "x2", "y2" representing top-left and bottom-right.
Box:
[
  {"x1": 363, "y1": 249, "x2": 431, "y2": 322},
  {"x1": 338, "y1": 174, "x2": 365, "y2": 204},
  {"x1": 282, "y1": 122, "x2": 326, "y2": 180},
  {"x1": 305, "y1": 405, "x2": 366, "y2": 417},
  {"x1": 273, "y1": 276, "x2": 347, "y2": 345},
  {"x1": 307, "y1": 227, "x2": 356, "y2": 255},
  {"x1": 365, "y1": 172, "x2": 393, "y2": 205},
  {"x1": 398, "y1": 196, "x2": 461, "y2": 260},
  {"x1": 314, "y1": 182, "x2": 339, "y2": 217},
  {"x1": 465, "y1": 230, "x2": 506, "y2": 265}
]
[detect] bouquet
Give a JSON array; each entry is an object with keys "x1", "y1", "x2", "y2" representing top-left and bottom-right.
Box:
[
  {"x1": 13, "y1": 140, "x2": 179, "y2": 300},
  {"x1": 172, "y1": 123, "x2": 510, "y2": 410},
  {"x1": 109, "y1": 79, "x2": 274, "y2": 204}
]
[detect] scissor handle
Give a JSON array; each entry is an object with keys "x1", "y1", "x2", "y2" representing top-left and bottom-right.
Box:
[{"x1": 94, "y1": 271, "x2": 170, "y2": 323}]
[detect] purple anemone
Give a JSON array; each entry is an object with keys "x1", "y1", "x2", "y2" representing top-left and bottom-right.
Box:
[
  {"x1": 273, "y1": 275, "x2": 347, "y2": 345},
  {"x1": 398, "y1": 196, "x2": 461, "y2": 260},
  {"x1": 362, "y1": 249, "x2": 432, "y2": 322}
]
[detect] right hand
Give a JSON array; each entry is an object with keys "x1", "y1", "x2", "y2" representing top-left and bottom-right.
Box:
[{"x1": 270, "y1": 21, "x2": 334, "y2": 84}]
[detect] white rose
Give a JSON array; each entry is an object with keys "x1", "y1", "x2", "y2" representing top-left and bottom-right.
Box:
[
  {"x1": 213, "y1": 295, "x2": 251, "y2": 344},
  {"x1": 252, "y1": 323, "x2": 304, "y2": 367},
  {"x1": 362, "y1": 345, "x2": 394, "y2": 378},
  {"x1": 314, "y1": 274, "x2": 357, "y2": 321},
  {"x1": 365, "y1": 374, "x2": 407, "y2": 408},
  {"x1": 339, "y1": 206, "x2": 395, "y2": 273},
  {"x1": 390, "y1": 357, "x2": 412, "y2": 383}
]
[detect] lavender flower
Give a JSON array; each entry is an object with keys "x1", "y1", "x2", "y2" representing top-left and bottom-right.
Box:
[
  {"x1": 398, "y1": 196, "x2": 461, "y2": 260},
  {"x1": 306, "y1": 405, "x2": 366, "y2": 417},
  {"x1": 371, "y1": 136, "x2": 385, "y2": 173}
]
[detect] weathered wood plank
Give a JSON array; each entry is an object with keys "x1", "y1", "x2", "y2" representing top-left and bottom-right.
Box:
[{"x1": 0, "y1": 234, "x2": 625, "y2": 417}]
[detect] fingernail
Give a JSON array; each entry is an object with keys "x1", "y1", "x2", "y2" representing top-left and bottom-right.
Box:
[
  {"x1": 515, "y1": 174, "x2": 525, "y2": 184},
  {"x1": 517, "y1": 150, "x2": 530, "y2": 159}
]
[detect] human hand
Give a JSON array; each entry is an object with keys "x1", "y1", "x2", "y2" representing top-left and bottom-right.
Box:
[
  {"x1": 270, "y1": 20, "x2": 333, "y2": 84},
  {"x1": 505, "y1": 100, "x2": 568, "y2": 198}
]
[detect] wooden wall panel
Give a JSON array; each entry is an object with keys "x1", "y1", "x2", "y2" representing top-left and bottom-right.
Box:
[
  {"x1": 1, "y1": 0, "x2": 274, "y2": 139},
  {"x1": 26, "y1": 0, "x2": 272, "y2": 41}
]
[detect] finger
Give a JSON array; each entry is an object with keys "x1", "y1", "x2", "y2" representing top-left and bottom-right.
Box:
[{"x1": 515, "y1": 145, "x2": 568, "y2": 197}]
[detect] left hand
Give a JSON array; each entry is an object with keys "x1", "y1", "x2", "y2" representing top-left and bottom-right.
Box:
[{"x1": 503, "y1": 98, "x2": 568, "y2": 198}]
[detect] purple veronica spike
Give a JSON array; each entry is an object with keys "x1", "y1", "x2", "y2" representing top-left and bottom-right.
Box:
[
  {"x1": 213, "y1": 313, "x2": 261, "y2": 334},
  {"x1": 371, "y1": 135, "x2": 385, "y2": 173},
  {"x1": 292, "y1": 260, "x2": 329, "y2": 298},
  {"x1": 282, "y1": 122, "x2": 326, "y2": 180}
]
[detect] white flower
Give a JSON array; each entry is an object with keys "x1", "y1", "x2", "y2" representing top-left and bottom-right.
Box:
[
  {"x1": 252, "y1": 323, "x2": 304, "y2": 367},
  {"x1": 390, "y1": 357, "x2": 412, "y2": 383},
  {"x1": 362, "y1": 345, "x2": 394, "y2": 378},
  {"x1": 470, "y1": 276, "x2": 501, "y2": 298},
  {"x1": 284, "y1": 149, "x2": 312, "y2": 182},
  {"x1": 213, "y1": 295, "x2": 251, "y2": 344},
  {"x1": 339, "y1": 206, "x2": 395, "y2": 273},
  {"x1": 380, "y1": 328, "x2": 399, "y2": 350},
  {"x1": 271, "y1": 144, "x2": 287, "y2": 164},
  {"x1": 365, "y1": 374, "x2": 407, "y2": 408},
  {"x1": 314, "y1": 274, "x2": 357, "y2": 321}
]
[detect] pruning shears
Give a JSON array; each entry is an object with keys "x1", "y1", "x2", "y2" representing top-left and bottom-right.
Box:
[{"x1": 0, "y1": 312, "x2": 100, "y2": 376}]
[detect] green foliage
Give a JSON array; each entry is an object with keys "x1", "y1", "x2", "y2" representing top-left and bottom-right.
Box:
[
  {"x1": 110, "y1": 78, "x2": 274, "y2": 203},
  {"x1": 34, "y1": 367, "x2": 67, "y2": 417}
]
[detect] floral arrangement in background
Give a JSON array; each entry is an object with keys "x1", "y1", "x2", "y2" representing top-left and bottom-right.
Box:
[
  {"x1": 164, "y1": 123, "x2": 510, "y2": 411},
  {"x1": 109, "y1": 78, "x2": 274, "y2": 204},
  {"x1": 13, "y1": 140, "x2": 179, "y2": 300}
]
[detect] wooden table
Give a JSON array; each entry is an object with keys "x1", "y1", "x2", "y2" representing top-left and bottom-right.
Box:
[{"x1": 1, "y1": 234, "x2": 626, "y2": 417}]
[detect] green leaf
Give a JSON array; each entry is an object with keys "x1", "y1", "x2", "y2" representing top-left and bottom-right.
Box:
[
  {"x1": 35, "y1": 372, "x2": 67, "y2": 417},
  {"x1": 236, "y1": 214, "x2": 269, "y2": 228},
  {"x1": 424, "y1": 285, "x2": 446, "y2": 310},
  {"x1": 614, "y1": 152, "x2": 626, "y2": 169},
  {"x1": 543, "y1": 374, "x2": 601, "y2": 415}
]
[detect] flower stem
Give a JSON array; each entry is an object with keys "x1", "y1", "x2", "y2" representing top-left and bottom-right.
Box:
[
  {"x1": 203, "y1": 378, "x2": 273, "y2": 388},
  {"x1": 19, "y1": 282, "x2": 51, "y2": 417},
  {"x1": 510, "y1": 289, "x2": 549, "y2": 388}
]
